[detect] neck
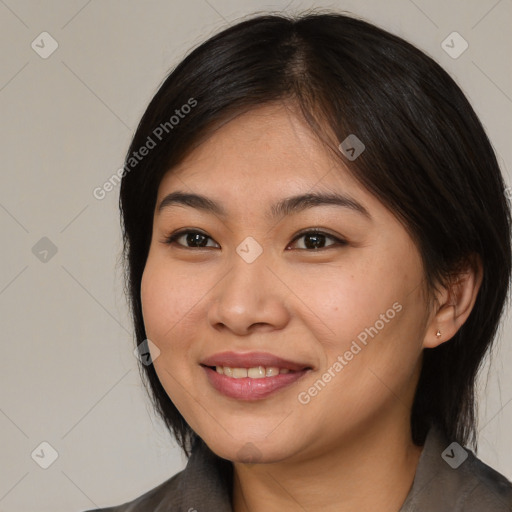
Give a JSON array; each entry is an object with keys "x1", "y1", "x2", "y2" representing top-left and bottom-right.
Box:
[{"x1": 232, "y1": 416, "x2": 423, "y2": 512}]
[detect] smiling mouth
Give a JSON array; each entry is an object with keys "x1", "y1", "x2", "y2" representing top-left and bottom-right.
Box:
[
  {"x1": 200, "y1": 351, "x2": 313, "y2": 399},
  {"x1": 201, "y1": 364, "x2": 312, "y2": 400}
]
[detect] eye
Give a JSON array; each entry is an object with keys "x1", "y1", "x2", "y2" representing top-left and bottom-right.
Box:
[
  {"x1": 287, "y1": 229, "x2": 347, "y2": 250},
  {"x1": 163, "y1": 229, "x2": 219, "y2": 249},
  {"x1": 162, "y1": 228, "x2": 347, "y2": 251}
]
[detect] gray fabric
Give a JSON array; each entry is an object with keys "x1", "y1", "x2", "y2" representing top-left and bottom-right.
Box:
[{"x1": 84, "y1": 426, "x2": 512, "y2": 511}]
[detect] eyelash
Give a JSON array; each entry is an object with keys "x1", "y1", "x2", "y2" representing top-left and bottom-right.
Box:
[{"x1": 162, "y1": 228, "x2": 347, "y2": 251}]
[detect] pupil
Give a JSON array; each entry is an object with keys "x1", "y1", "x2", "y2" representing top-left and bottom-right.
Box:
[
  {"x1": 188, "y1": 233, "x2": 207, "y2": 247},
  {"x1": 305, "y1": 234, "x2": 324, "y2": 249}
]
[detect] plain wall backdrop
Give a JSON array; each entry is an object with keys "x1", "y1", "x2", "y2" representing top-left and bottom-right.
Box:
[{"x1": 0, "y1": 0, "x2": 511, "y2": 510}]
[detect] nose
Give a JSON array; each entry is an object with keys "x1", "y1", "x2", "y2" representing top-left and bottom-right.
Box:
[{"x1": 207, "y1": 249, "x2": 290, "y2": 336}]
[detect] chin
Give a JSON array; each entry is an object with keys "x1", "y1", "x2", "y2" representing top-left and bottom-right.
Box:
[{"x1": 201, "y1": 433, "x2": 299, "y2": 465}]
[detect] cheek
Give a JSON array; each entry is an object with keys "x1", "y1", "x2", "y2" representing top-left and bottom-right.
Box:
[
  {"x1": 298, "y1": 255, "x2": 426, "y2": 376},
  {"x1": 140, "y1": 257, "x2": 205, "y2": 423},
  {"x1": 295, "y1": 276, "x2": 426, "y2": 429},
  {"x1": 140, "y1": 255, "x2": 205, "y2": 348},
  {"x1": 293, "y1": 260, "x2": 399, "y2": 344}
]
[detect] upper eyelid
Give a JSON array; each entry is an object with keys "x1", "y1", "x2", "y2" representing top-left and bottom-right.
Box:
[{"x1": 289, "y1": 229, "x2": 344, "y2": 245}]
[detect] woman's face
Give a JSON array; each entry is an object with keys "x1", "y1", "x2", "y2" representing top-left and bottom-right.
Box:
[{"x1": 141, "y1": 103, "x2": 432, "y2": 463}]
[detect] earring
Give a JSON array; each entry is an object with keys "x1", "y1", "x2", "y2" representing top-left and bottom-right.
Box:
[{"x1": 436, "y1": 329, "x2": 441, "y2": 338}]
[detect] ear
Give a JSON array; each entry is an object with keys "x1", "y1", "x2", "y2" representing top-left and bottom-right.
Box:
[{"x1": 423, "y1": 254, "x2": 483, "y2": 349}]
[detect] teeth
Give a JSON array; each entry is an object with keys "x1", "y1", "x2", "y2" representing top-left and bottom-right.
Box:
[
  {"x1": 215, "y1": 366, "x2": 293, "y2": 378},
  {"x1": 232, "y1": 368, "x2": 248, "y2": 378},
  {"x1": 248, "y1": 366, "x2": 265, "y2": 378},
  {"x1": 266, "y1": 367, "x2": 279, "y2": 377}
]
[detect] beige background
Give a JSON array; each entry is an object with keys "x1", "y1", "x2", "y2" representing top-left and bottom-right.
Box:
[{"x1": 0, "y1": 0, "x2": 510, "y2": 510}]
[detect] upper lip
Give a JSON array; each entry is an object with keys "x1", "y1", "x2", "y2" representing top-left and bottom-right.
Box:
[{"x1": 201, "y1": 351, "x2": 312, "y2": 372}]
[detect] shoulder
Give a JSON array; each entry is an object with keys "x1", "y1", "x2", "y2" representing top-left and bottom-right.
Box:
[
  {"x1": 81, "y1": 470, "x2": 185, "y2": 511},
  {"x1": 455, "y1": 451, "x2": 512, "y2": 510},
  {"x1": 402, "y1": 426, "x2": 512, "y2": 511}
]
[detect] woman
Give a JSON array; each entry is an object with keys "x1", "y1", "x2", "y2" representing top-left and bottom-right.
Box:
[{"x1": 86, "y1": 11, "x2": 512, "y2": 511}]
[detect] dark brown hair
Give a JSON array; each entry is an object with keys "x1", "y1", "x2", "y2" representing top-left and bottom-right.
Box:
[{"x1": 119, "y1": 11, "x2": 512, "y2": 455}]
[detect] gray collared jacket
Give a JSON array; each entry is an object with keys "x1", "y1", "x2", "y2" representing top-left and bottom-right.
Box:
[{"x1": 84, "y1": 426, "x2": 512, "y2": 511}]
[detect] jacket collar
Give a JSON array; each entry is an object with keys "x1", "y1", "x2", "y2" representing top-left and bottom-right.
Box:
[
  {"x1": 173, "y1": 436, "x2": 233, "y2": 512},
  {"x1": 172, "y1": 425, "x2": 509, "y2": 511}
]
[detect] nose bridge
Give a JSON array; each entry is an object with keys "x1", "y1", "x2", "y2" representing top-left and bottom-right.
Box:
[
  {"x1": 208, "y1": 239, "x2": 288, "y2": 333},
  {"x1": 221, "y1": 240, "x2": 269, "y2": 307}
]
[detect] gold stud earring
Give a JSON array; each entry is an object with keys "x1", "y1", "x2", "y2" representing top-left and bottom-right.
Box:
[{"x1": 436, "y1": 329, "x2": 441, "y2": 338}]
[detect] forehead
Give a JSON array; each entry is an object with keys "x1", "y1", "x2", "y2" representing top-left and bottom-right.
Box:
[
  {"x1": 159, "y1": 104, "x2": 359, "y2": 192},
  {"x1": 155, "y1": 103, "x2": 392, "y2": 224}
]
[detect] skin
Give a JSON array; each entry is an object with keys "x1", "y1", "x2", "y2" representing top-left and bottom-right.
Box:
[{"x1": 140, "y1": 102, "x2": 482, "y2": 512}]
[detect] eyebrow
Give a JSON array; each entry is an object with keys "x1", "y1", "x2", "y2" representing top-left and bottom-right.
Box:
[{"x1": 157, "y1": 190, "x2": 371, "y2": 220}]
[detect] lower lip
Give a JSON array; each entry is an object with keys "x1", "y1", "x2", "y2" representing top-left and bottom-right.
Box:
[{"x1": 203, "y1": 366, "x2": 310, "y2": 400}]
